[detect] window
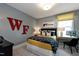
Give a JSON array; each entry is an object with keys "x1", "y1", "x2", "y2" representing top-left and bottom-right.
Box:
[{"x1": 57, "y1": 20, "x2": 73, "y2": 37}]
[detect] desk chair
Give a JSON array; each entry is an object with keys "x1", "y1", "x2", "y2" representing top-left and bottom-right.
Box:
[{"x1": 63, "y1": 38, "x2": 79, "y2": 54}]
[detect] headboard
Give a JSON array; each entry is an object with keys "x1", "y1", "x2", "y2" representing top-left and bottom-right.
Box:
[{"x1": 40, "y1": 28, "x2": 57, "y2": 37}]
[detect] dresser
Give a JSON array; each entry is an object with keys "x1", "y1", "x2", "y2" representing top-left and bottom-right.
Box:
[{"x1": 0, "y1": 36, "x2": 14, "y2": 56}]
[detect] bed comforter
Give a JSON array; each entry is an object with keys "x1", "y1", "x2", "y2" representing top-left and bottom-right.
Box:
[{"x1": 27, "y1": 36, "x2": 58, "y2": 54}]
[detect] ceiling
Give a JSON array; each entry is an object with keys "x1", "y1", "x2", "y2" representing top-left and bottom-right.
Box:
[{"x1": 7, "y1": 3, "x2": 79, "y2": 19}]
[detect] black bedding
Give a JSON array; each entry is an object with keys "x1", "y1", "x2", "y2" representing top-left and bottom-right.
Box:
[{"x1": 28, "y1": 36, "x2": 59, "y2": 54}]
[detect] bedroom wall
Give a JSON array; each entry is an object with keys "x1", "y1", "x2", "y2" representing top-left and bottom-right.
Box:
[
  {"x1": 0, "y1": 4, "x2": 36, "y2": 45},
  {"x1": 74, "y1": 10, "x2": 79, "y2": 37},
  {"x1": 37, "y1": 16, "x2": 57, "y2": 28}
]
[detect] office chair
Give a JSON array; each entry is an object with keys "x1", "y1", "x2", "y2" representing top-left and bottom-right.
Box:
[{"x1": 63, "y1": 38, "x2": 79, "y2": 54}]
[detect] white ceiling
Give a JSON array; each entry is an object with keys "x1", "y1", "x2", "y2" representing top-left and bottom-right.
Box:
[{"x1": 7, "y1": 3, "x2": 79, "y2": 19}]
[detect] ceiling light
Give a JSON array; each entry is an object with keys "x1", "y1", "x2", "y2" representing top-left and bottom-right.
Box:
[{"x1": 38, "y1": 3, "x2": 55, "y2": 10}]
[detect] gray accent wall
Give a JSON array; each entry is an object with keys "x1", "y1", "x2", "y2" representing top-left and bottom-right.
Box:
[
  {"x1": 0, "y1": 4, "x2": 36, "y2": 45},
  {"x1": 38, "y1": 16, "x2": 57, "y2": 28},
  {"x1": 74, "y1": 10, "x2": 79, "y2": 37}
]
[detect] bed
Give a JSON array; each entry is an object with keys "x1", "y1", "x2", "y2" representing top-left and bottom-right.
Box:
[{"x1": 26, "y1": 35, "x2": 58, "y2": 56}]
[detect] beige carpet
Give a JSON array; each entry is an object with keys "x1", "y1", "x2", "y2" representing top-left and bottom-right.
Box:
[
  {"x1": 13, "y1": 42, "x2": 72, "y2": 56},
  {"x1": 13, "y1": 43, "x2": 36, "y2": 56}
]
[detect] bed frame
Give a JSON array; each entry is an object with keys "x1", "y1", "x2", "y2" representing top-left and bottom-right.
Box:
[
  {"x1": 27, "y1": 39, "x2": 52, "y2": 50},
  {"x1": 40, "y1": 28, "x2": 57, "y2": 37},
  {"x1": 26, "y1": 28, "x2": 57, "y2": 55}
]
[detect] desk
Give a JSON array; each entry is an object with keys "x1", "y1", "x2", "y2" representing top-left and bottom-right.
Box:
[{"x1": 57, "y1": 37, "x2": 78, "y2": 43}]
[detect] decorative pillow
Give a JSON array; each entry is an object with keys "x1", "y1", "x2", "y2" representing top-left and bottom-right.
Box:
[
  {"x1": 48, "y1": 36, "x2": 56, "y2": 41},
  {"x1": 47, "y1": 33, "x2": 51, "y2": 36}
]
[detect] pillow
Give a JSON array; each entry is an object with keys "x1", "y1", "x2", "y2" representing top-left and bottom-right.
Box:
[
  {"x1": 48, "y1": 36, "x2": 56, "y2": 41},
  {"x1": 47, "y1": 33, "x2": 51, "y2": 36}
]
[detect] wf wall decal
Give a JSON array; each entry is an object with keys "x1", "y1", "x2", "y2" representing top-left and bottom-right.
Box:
[{"x1": 7, "y1": 17, "x2": 29, "y2": 34}]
